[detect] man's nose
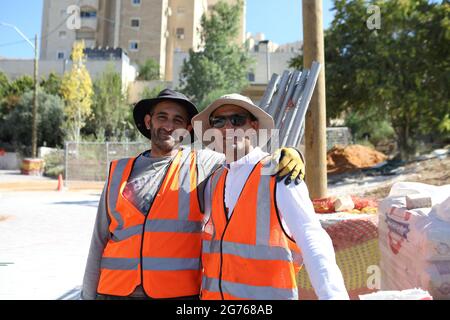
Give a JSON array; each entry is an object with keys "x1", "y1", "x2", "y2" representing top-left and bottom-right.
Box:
[
  {"x1": 223, "y1": 120, "x2": 235, "y2": 130},
  {"x1": 162, "y1": 120, "x2": 176, "y2": 132}
]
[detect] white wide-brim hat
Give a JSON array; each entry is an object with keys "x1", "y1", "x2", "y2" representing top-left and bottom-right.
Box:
[{"x1": 191, "y1": 93, "x2": 275, "y2": 143}]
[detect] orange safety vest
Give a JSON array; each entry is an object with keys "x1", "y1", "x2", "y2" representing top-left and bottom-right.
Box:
[
  {"x1": 201, "y1": 160, "x2": 302, "y2": 300},
  {"x1": 97, "y1": 148, "x2": 203, "y2": 298}
]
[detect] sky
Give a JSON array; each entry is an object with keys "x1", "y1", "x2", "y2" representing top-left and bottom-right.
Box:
[{"x1": 0, "y1": 0, "x2": 336, "y2": 59}]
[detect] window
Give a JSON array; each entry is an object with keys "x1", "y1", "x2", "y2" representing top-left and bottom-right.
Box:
[
  {"x1": 177, "y1": 6, "x2": 186, "y2": 14},
  {"x1": 80, "y1": 9, "x2": 97, "y2": 18},
  {"x1": 59, "y1": 31, "x2": 67, "y2": 38},
  {"x1": 129, "y1": 41, "x2": 139, "y2": 51},
  {"x1": 176, "y1": 28, "x2": 185, "y2": 40},
  {"x1": 132, "y1": 0, "x2": 141, "y2": 6},
  {"x1": 57, "y1": 52, "x2": 65, "y2": 60},
  {"x1": 131, "y1": 18, "x2": 140, "y2": 28},
  {"x1": 247, "y1": 72, "x2": 255, "y2": 82}
]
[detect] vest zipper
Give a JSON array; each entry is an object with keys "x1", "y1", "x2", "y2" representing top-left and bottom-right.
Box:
[
  {"x1": 217, "y1": 162, "x2": 260, "y2": 300},
  {"x1": 218, "y1": 217, "x2": 231, "y2": 300},
  {"x1": 139, "y1": 153, "x2": 178, "y2": 298}
]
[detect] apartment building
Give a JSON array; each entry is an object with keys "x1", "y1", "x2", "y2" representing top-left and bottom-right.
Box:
[{"x1": 40, "y1": 0, "x2": 245, "y2": 80}]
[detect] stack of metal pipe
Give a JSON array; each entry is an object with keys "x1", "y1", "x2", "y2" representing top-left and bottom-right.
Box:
[{"x1": 259, "y1": 61, "x2": 321, "y2": 148}]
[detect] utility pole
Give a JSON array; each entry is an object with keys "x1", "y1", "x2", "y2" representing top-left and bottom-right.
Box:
[
  {"x1": 0, "y1": 22, "x2": 39, "y2": 159},
  {"x1": 32, "y1": 34, "x2": 39, "y2": 158},
  {"x1": 302, "y1": 0, "x2": 327, "y2": 198},
  {"x1": 259, "y1": 40, "x2": 271, "y2": 83}
]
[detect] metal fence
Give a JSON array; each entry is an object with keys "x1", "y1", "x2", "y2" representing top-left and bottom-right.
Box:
[
  {"x1": 326, "y1": 127, "x2": 353, "y2": 150},
  {"x1": 64, "y1": 142, "x2": 148, "y2": 181}
]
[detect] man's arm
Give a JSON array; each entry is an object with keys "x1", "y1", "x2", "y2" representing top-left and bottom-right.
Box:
[
  {"x1": 80, "y1": 182, "x2": 110, "y2": 300},
  {"x1": 275, "y1": 181, "x2": 350, "y2": 300}
]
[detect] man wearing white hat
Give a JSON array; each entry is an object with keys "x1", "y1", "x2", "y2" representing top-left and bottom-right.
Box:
[{"x1": 192, "y1": 93, "x2": 349, "y2": 300}]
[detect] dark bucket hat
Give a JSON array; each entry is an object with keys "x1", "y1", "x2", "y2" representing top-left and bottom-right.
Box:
[{"x1": 133, "y1": 88, "x2": 199, "y2": 139}]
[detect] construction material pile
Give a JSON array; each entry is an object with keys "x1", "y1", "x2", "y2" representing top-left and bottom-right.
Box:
[
  {"x1": 259, "y1": 62, "x2": 321, "y2": 148},
  {"x1": 327, "y1": 144, "x2": 388, "y2": 174},
  {"x1": 312, "y1": 195, "x2": 379, "y2": 214},
  {"x1": 298, "y1": 208, "x2": 379, "y2": 299},
  {"x1": 378, "y1": 182, "x2": 450, "y2": 300},
  {"x1": 359, "y1": 288, "x2": 433, "y2": 300}
]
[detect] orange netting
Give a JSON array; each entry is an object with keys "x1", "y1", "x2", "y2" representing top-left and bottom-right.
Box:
[{"x1": 327, "y1": 144, "x2": 387, "y2": 174}]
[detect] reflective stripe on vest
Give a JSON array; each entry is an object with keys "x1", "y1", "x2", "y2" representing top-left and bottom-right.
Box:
[
  {"x1": 100, "y1": 257, "x2": 200, "y2": 271},
  {"x1": 97, "y1": 148, "x2": 203, "y2": 298},
  {"x1": 201, "y1": 160, "x2": 302, "y2": 300},
  {"x1": 202, "y1": 276, "x2": 298, "y2": 300}
]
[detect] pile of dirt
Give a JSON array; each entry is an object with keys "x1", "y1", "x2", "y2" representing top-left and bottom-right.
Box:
[{"x1": 327, "y1": 144, "x2": 388, "y2": 174}]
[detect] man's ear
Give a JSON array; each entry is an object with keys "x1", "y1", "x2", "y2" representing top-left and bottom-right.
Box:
[
  {"x1": 144, "y1": 114, "x2": 151, "y2": 130},
  {"x1": 250, "y1": 121, "x2": 259, "y2": 131},
  {"x1": 186, "y1": 124, "x2": 193, "y2": 132}
]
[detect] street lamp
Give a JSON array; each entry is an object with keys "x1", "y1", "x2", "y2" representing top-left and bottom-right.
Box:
[
  {"x1": 259, "y1": 40, "x2": 271, "y2": 83},
  {"x1": 0, "y1": 22, "x2": 39, "y2": 159}
]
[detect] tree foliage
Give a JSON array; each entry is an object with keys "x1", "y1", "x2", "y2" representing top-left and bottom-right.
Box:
[
  {"x1": 84, "y1": 64, "x2": 133, "y2": 141},
  {"x1": 179, "y1": 0, "x2": 253, "y2": 110},
  {"x1": 0, "y1": 75, "x2": 35, "y2": 115},
  {"x1": 60, "y1": 41, "x2": 94, "y2": 142},
  {"x1": 40, "y1": 72, "x2": 62, "y2": 97},
  {"x1": 0, "y1": 90, "x2": 64, "y2": 153},
  {"x1": 137, "y1": 58, "x2": 160, "y2": 81},
  {"x1": 291, "y1": 0, "x2": 449, "y2": 159}
]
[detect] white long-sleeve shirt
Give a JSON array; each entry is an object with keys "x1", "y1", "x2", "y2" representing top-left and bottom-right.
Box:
[{"x1": 204, "y1": 147, "x2": 349, "y2": 300}]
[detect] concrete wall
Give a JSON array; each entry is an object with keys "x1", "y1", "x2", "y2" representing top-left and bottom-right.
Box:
[
  {"x1": 119, "y1": 0, "x2": 168, "y2": 73},
  {"x1": 0, "y1": 153, "x2": 21, "y2": 170},
  {"x1": 0, "y1": 58, "x2": 137, "y2": 89},
  {"x1": 128, "y1": 80, "x2": 173, "y2": 104},
  {"x1": 40, "y1": 0, "x2": 77, "y2": 60},
  {"x1": 172, "y1": 51, "x2": 298, "y2": 88},
  {"x1": 249, "y1": 51, "x2": 298, "y2": 84},
  {"x1": 39, "y1": 0, "x2": 244, "y2": 82}
]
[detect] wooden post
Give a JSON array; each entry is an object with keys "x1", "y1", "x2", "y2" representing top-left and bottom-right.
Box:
[{"x1": 302, "y1": 0, "x2": 327, "y2": 198}]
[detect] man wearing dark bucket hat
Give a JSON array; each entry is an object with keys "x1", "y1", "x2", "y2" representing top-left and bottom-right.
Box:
[{"x1": 81, "y1": 88, "x2": 306, "y2": 300}]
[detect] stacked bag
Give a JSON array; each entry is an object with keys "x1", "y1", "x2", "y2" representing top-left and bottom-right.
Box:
[{"x1": 378, "y1": 182, "x2": 450, "y2": 299}]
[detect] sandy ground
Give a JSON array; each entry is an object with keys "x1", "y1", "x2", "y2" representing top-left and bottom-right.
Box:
[{"x1": 328, "y1": 156, "x2": 450, "y2": 199}]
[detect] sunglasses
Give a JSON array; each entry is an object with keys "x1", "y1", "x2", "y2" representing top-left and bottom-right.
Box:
[{"x1": 209, "y1": 114, "x2": 253, "y2": 128}]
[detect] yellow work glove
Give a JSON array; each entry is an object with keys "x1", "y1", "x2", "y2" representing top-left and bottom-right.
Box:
[{"x1": 271, "y1": 147, "x2": 306, "y2": 185}]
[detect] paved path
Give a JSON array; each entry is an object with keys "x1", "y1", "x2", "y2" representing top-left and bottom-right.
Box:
[{"x1": 0, "y1": 190, "x2": 100, "y2": 300}]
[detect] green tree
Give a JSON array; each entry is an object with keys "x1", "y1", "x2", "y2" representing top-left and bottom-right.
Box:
[
  {"x1": 0, "y1": 71, "x2": 8, "y2": 98},
  {"x1": 140, "y1": 84, "x2": 165, "y2": 100},
  {"x1": 0, "y1": 74, "x2": 34, "y2": 133},
  {"x1": 137, "y1": 58, "x2": 160, "y2": 81},
  {"x1": 40, "y1": 72, "x2": 62, "y2": 97},
  {"x1": 291, "y1": 0, "x2": 449, "y2": 159},
  {"x1": 0, "y1": 72, "x2": 10, "y2": 120},
  {"x1": 0, "y1": 90, "x2": 64, "y2": 154},
  {"x1": 84, "y1": 64, "x2": 133, "y2": 141},
  {"x1": 60, "y1": 41, "x2": 94, "y2": 142},
  {"x1": 6, "y1": 75, "x2": 34, "y2": 96},
  {"x1": 179, "y1": 0, "x2": 253, "y2": 110}
]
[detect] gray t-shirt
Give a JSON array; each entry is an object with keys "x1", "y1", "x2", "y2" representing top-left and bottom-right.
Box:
[{"x1": 81, "y1": 148, "x2": 224, "y2": 299}]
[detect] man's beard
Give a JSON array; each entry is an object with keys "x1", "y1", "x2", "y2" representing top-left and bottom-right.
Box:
[{"x1": 151, "y1": 127, "x2": 177, "y2": 153}]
